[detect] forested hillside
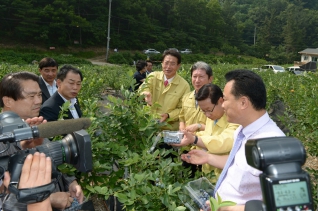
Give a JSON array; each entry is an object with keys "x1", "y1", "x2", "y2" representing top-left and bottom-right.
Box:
[{"x1": 1, "y1": 0, "x2": 318, "y2": 62}]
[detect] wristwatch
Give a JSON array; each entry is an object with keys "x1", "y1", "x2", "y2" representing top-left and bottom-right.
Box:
[
  {"x1": 192, "y1": 136, "x2": 198, "y2": 145},
  {"x1": 197, "y1": 123, "x2": 202, "y2": 131}
]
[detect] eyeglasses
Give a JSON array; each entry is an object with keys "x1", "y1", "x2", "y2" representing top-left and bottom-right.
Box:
[
  {"x1": 200, "y1": 104, "x2": 216, "y2": 115},
  {"x1": 162, "y1": 61, "x2": 177, "y2": 67}
]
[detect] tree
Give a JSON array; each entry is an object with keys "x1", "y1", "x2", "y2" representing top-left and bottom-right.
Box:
[{"x1": 10, "y1": 0, "x2": 41, "y2": 40}]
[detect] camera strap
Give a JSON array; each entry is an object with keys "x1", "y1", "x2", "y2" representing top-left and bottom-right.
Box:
[
  {"x1": 8, "y1": 181, "x2": 56, "y2": 204},
  {"x1": 8, "y1": 171, "x2": 61, "y2": 204}
]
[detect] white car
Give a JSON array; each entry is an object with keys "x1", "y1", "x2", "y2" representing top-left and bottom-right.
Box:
[
  {"x1": 287, "y1": 66, "x2": 305, "y2": 75},
  {"x1": 180, "y1": 49, "x2": 192, "y2": 54},
  {"x1": 260, "y1": 65, "x2": 285, "y2": 73},
  {"x1": 143, "y1": 49, "x2": 160, "y2": 54}
]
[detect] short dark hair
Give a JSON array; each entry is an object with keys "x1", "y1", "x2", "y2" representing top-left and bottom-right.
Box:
[
  {"x1": 225, "y1": 69, "x2": 266, "y2": 110},
  {"x1": 162, "y1": 49, "x2": 181, "y2": 64},
  {"x1": 38, "y1": 57, "x2": 58, "y2": 69},
  {"x1": 57, "y1": 65, "x2": 83, "y2": 81},
  {"x1": 196, "y1": 83, "x2": 223, "y2": 104},
  {"x1": 146, "y1": 60, "x2": 153, "y2": 64},
  {"x1": 0, "y1": 71, "x2": 39, "y2": 107},
  {"x1": 190, "y1": 61, "x2": 213, "y2": 78},
  {"x1": 136, "y1": 60, "x2": 147, "y2": 71}
]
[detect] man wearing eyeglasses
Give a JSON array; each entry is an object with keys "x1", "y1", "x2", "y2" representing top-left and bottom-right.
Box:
[
  {"x1": 173, "y1": 83, "x2": 239, "y2": 175},
  {"x1": 140, "y1": 49, "x2": 190, "y2": 130}
]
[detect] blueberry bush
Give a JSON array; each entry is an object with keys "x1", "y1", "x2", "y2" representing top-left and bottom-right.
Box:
[{"x1": 0, "y1": 59, "x2": 317, "y2": 210}]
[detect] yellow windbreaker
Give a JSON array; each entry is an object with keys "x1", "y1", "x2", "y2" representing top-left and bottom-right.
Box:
[
  {"x1": 196, "y1": 114, "x2": 239, "y2": 175},
  {"x1": 141, "y1": 71, "x2": 190, "y2": 130},
  {"x1": 179, "y1": 90, "x2": 207, "y2": 127}
]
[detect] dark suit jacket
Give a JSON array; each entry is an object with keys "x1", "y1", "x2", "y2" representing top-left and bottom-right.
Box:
[
  {"x1": 38, "y1": 77, "x2": 52, "y2": 104},
  {"x1": 40, "y1": 92, "x2": 82, "y2": 122}
]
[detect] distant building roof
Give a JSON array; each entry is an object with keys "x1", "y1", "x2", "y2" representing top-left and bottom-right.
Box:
[{"x1": 298, "y1": 48, "x2": 318, "y2": 55}]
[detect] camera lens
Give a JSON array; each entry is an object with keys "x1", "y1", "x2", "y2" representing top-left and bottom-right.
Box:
[{"x1": 36, "y1": 134, "x2": 79, "y2": 167}]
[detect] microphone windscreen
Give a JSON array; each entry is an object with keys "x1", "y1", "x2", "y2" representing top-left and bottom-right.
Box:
[{"x1": 37, "y1": 118, "x2": 92, "y2": 138}]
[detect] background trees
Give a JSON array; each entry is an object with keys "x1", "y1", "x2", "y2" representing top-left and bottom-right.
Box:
[{"x1": 0, "y1": 0, "x2": 318, "y2": 63}]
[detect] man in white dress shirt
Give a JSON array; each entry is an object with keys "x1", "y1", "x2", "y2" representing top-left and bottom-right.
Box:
[
  {"x1": 38, "y1": 57, "x2": 58, "y2": 104},
  {"x1": 181, "y1": 69, "x2": 285, "y2": 211}
]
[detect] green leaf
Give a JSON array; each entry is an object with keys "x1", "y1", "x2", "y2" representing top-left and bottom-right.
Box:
[
  {"x1": 85, "y1": 185, "x2": 95, "y2": 193},
  {"x1": 174, "y1": 206, "x2": 187, "y2": 211},
  {"x1": 219, "y1": 201, "x2": 237, "y2": 207},
  {"x1": 114, "y1": 193, "x2": 128, "y2": 202},
  {"x1": 134, "y1": 173, "x2": 146, "y2": 183},
  {"x1": 209, "y1": 197, "x2": 219, "y2": 211},
  {"x1": 216, "y1": 192, "x2": 222, "y2": 203},
  {"x1": 140, "y1": 197, "x2": 149, "y2": 204}
]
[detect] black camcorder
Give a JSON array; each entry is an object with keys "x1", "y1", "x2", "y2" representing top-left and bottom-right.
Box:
[
  {"x1": 245, "y1": 137, "x2": 314, "y2": 211},
  {"x1": 0, "y1": 111, "x2": 93, "y2": 204}
]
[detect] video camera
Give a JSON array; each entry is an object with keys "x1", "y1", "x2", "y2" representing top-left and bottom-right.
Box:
[
  {"x1": 0, "y1": 111, "x2": 93, "y2": 204},
  {"x1": 245, "y1": 137, "x2": 314, "y2": 211}
]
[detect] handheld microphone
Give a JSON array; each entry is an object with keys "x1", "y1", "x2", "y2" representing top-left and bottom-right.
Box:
[{"x1": 0, "y1": 118, "x2": 92, "y2": 143}]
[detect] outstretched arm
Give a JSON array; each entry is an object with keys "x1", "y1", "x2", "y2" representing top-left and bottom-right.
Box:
[{"x1": 181, "y1": 149, "x2": 229, "y2": 169}]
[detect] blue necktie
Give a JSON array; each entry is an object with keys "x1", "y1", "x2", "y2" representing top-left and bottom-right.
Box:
[{"x1": 214, "y1": 130, "x2": 245, "y2": 196}]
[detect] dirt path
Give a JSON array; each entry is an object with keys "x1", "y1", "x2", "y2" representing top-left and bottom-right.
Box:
[{"x1": 87, "y1": 55, "x2": 118, "y2": 66}]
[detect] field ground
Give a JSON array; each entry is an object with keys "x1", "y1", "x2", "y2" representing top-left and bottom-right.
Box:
[{"x1": 87, "y1": 55, "x2": 115, "y2": 66}]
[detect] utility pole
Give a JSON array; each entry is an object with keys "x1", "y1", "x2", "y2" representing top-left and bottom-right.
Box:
[
  {"x1": 254, "y1": 26, "x2": 256, "y2": 46},
  {"x1": 78, "y1": 0, "x2": 82, "y2": 45},
  {"x1": 106, "y1": 0, "x2": 112, "y2": 62}
]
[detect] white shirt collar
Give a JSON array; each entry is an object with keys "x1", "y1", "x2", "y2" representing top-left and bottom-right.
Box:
[
  {"x1": 163, "y1": 75, "x2": 175, "y2": 84},
  {"x1": 41, "y1": 76, "x2": 56, "y2": 87},
  {"x1": 58, "y1": 92, "x2": 77, "y2": 106}
]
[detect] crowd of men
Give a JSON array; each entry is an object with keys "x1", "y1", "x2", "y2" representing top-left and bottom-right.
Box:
[
  {"x1": 0, "y1": 49, "x2": 286, "y2": 211},
  {"x1": 139, "y1": 49, "x2": 285, "y2": 211},
  {"x1": 0, "y1": 59, "x2": 84, "y2": 211}
]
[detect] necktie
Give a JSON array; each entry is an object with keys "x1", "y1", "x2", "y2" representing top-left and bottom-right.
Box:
[
  {"x1": 214, "y1": 129, "x2": 245, "y2": 196},
  {"x1": 164, "y1": 80, "x2": 169, "y2": 87}
]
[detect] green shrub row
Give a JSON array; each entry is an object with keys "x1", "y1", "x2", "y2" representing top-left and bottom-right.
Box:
[
  {"x1": 108, "y1": 52, "x2": 267, "y2": 66},
  {"x1": 0, "y1": 50, "x2": 92, "y2": 65}
]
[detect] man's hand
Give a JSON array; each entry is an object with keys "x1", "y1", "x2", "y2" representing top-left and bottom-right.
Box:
[
  {"x1": 18, "y1": 152, "x2": 51, "y2": 188},
  {"x1": 3, "y1": 152, "x2": 52, "y2": 189},
  {"x1": 4, "y1": 152, "x2": 53, "y2": 211},
  {"x1": 179, "y1": 122, "x2": 186, "y2": 131},
  {"x1": 160, "y1": 113, "x2": 169, "y2": 123},
  {"x1": 181, "y1": 149, "x2": 209, "y2": 165},
  {"x1": 21, "y1": 116, "x2": 48, "y2": 149},
  {"x1": 142, "y1": 91, "x2": 152, "y2": 106},
  {"x1": 50, "y1": 192, "x2": 73, "y2": 209},
  {"x1": 171, "y1": 130, "x2": 195, "y2": 147},
  {"x1": 24, "y1": 116, "x2": 47, "y2": 126},
  {"x1": 69, "y1": 180, "x2": 84, "y2": 203},
  {"x1": 185, "y1": 124, "x2": 200, "y2": 133},
  {"x1": 20, "y1": 138, "x2": 44, "y2": 149}
]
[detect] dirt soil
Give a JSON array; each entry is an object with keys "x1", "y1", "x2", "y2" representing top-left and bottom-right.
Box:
[
  {"x1": 306, "y1": 154, "x2": 318, "y2": 169},
  {"x1": 87, "y1": 55, "x2": 115, "y2": 66},
  {"x1": 91, "y1": 194, "x2": 109, "y2": 211}
]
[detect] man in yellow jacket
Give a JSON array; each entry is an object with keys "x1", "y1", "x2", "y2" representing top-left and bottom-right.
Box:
[
  {"x1": 140, "y1": 49, "x2": 190, "y2": 130},
  {"x1": 179, "y1": 61, "x2": 213, "y2": 133},
  {"x1": 174, "y1": 84, "x2": 239, "y2": 176}
]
